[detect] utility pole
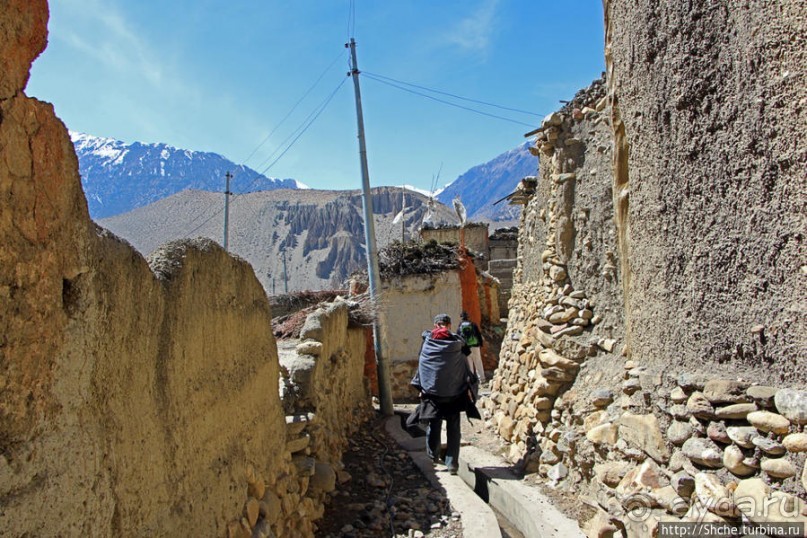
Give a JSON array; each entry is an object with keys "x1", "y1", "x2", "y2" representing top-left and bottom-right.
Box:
[
  {"x1": 223, "y1": 171, "x2": 233, "y2": 251},
  {"x1": 282, "y1": 248, "x2": 289, "y2": 294},
  {"x1": 347, "y1": 37, "x2": 393, "y2": 416}
]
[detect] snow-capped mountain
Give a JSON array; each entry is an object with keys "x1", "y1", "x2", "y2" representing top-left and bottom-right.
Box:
[
  {"x1": 437, "y1": 142, "x2": 536, "y2": 223},
  {"x1": 71, "y1": 132, "x2": 306, "y2": 218}
]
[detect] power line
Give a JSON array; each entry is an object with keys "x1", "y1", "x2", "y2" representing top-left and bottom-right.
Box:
[
  {"x1": 176, "y1": 52, "x2": 348, "y2": 238},
  {"x1": 253, "y1": 76, "x2": 347, "y2": 178},
  {"x1": 363, "y1": 70, "x2": 544, "y2": 117},
  {"x1": 347, "y1": 0, "x2": 356, "y2": 41},
  {"x1": 241, "y1": 51, "x2": 345, "y2": 166},
  {"x1": 361, "y1": 73, "x2": 537, "y2": 128},
  {"x1": 179, "y1": 76, "x2": 348, "y2": 240}
]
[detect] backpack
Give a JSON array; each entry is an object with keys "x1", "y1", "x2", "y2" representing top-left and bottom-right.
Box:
[{"x1": 459, "y1": 321, "x2": 480, "y2": 347}]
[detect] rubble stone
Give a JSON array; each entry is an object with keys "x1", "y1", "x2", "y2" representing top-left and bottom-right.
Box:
[{"x1": 747, "y1": 411, "x2": 791, "y2": 434}]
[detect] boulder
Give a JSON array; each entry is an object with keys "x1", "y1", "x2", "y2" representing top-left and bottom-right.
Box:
[
  {"x1": 706, "y1": 421, "x2": 731, "y2": 444},
  {"x1": 310, "y1": 462, "x2": 337, "y2": 492},
  {"x1": 286, "y1": 433, "x2": 311, "y2": 454},
  {"x1": 714, "y1": 403, "x2": 757, "y2": 420},
  {"x1": 746, "y1": 410, "x2": 791, "y2": 434},
  {"x1": 726, "y1": 426, "x2": 759, "y2": 449},
  {"x1": 538, "y1": 349, "x2": 578, "y2": 370},
  {"x1": 616, "y1": 459, "x2": 666, "y2": 497},
  {"x1": 651, "y1": 485, "x2": 689, "y2": 516},
  {"x1": 734, "y1": 478, "x2": 807, "y2": 526},
  {"x1": 723, "y1": 445, "x2": 755, "y2": 477},
  {"x1": 586, "y1": 423, "x2": 618, "y2": 446},
  {"x1": 751, "y1": 436, "x2": 786, "y2": 456},
  {"x1": 774, "y1": 389, "x2": 807, "y2": 425},
  {"x1": 670, "y1": 386, "x2": 688, "y2": 404},
  {"x1": 761, "y1": 458, "x2": 797, "y2": 479},
  {"x1": 746, "y1": 385, "x2": 778, "y2": 408},
  {"x1": 682, "y1": 502, "x2": 734, "y2": 526},
  {"x1": 260, "y1": 490, "x2": 282, "y2": 524},
  {"x1": 671, "y1": 471, "x2": 695, "y2": 498},
  {"x1": 681, "y1": 438, "x2": 723, "y2": 468},
  {"x1": 783, "y1": 432, "x2": 807, "y2": 453},
  {"x1": 668, "y1": 405, "x2": 690, "y2": 420},
  {"x1": 667, "y1": 421, "x2": 694, "y2": 446},
  {"x1": 618, "y1": 413, "x2": 670, "y2": 463},
  {"x1": 591, "y1": 388, "x2": 615, "y2": 408},
  {"x1": 694, "y1": 472, "x2": 739, "y2": 517},
  {"x1": 703, "y1": 380, "x2": 750, "y2": 404},
  {"x1": 584, "y1": 410, "x2": 608, "y2": 431},
  {"x1": 595, "y1": 461, "x2": 632, "y2": 488},
  {"x1": 803, "y1": 460, "x2": 807, "y2": 491},
  {"x1": 686, "y1": 392, "x2": 714, "y2": 419},
  {"x1": 547, "y1": 462, "x2": 568, "y2": 483}
]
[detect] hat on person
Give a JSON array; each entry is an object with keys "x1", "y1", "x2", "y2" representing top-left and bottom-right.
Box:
[
  {"x1": 434, "y1": 313, "x2": 451, "y2": 325},
  {"x1": 460, "y1": 311, "x2": 469, "y2": 320}
]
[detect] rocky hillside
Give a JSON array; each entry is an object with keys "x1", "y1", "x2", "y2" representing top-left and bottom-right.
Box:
[
  {"x1": 72, "y1": 132, "x2": 303, "y2": 218},
  {"x1": 99, "y1": 186, "x2": 459, "y2": 292},
  {"x1": 437, "y1": 141, "x2": 536, "y2": 224}
]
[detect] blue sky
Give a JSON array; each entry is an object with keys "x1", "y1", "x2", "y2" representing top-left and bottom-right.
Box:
[{"x1": 28, "y1": 0, "x2": 605, "y2": 192}]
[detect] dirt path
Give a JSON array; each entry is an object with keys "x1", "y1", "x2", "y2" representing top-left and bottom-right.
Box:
[{"x1": 316, "y1": 415, "x2": 463, "y2": 538}]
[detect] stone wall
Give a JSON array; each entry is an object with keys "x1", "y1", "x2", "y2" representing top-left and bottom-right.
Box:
[
  {"x1": 486, "y1": 1, "x2": 806, "y2": 535},
  {"x1": 485, "y1": 78, "x2": 622, "y2": 465},
  {"x1": 604, "y1": 0, "x2": 806, "y2": 380},
  {"x1": 0, "y1": 3, "x2": 370, "y2": 536}
]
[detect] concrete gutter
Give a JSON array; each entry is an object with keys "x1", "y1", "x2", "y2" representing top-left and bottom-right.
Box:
[
  {"x1": 384, "y1": 416, "x2": 502, "y2": 538},
  {"x1": 385, "y1": 411, "x2": 585, "y2": 538},
  {"x1": 457, "y1": 446, "x2": 585, "y2": 538}
]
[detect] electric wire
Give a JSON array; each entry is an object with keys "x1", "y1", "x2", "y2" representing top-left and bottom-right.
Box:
[
  {"x1": 179, "y1": 76, "x2": 348, "y2": 240},
  {"x1": 361, "y1": 73, "x2": 537, "y2": 128},
  {"x1": 363, "y1": 70, "x2": 544, "y2": 117},
  {"x1": 241, "y1": 51, "x2": 345, "y2": 167},
  {"x1": 176, "y1": 52, "x2": 348, "y2": 238},
  {"x1": 347, "y1": 0, "x2": 356, "y2": 41}
]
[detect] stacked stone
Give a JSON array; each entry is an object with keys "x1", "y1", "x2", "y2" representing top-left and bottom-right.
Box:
[
  {"x1": 226, "y1": 300, "x2": 374, "y2": 538},
  {"x1": 485, "y1": 86, "x2": 806, "y2": 537},
  {"x1": 227, "y1": 413, "x2": 364, "y2": 537},
  {"x1": 530, "y1": 96, "x2": 608, "y2": 157},
  {"x1": 484, "y1": 107, "x2": 614, "y2": 466},
  {"x1": 577, "y1": 372, "x2": 807, "y2": 537},
  {"x1": 483, "y1": 91, "x2": 624, "y2": 477}
]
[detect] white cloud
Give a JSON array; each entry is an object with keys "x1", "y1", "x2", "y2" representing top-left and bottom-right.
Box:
[
  {"x1": 442, "y1": 0, "x2": 500, "y2": 55},
  {"x1": 55, "y1": 0, "x2": 165, "y2": 88}
]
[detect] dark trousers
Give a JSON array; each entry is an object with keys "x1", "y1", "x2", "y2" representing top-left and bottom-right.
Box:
[{"x1": 426, "y1": 412, "x2": 461, "y2": 468}]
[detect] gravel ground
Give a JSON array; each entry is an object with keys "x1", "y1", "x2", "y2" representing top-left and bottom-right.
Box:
[{"x1": 316, "y1": 414, "x2": 464, "y2": 538}]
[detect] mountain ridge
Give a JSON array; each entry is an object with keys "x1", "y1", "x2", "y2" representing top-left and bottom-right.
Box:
[
  {"x1": 98, "y1": 186, "x2": 459, "y2": 292},
  {"x1": 72, "y1": 131, "x2": 304, "y2": 218},
  {"x1": 436, "y1": 141, "x2": 535, "y2": 223}
]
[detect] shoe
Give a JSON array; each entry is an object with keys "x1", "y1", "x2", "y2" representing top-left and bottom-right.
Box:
[{"x1": 447, "y1": 465, "x2": 458, "y2": 475}]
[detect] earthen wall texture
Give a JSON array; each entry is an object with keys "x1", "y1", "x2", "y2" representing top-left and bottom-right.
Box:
[
  {"x1": 382, "y1": 272, "x2": 464, "y2": 399},
  {"x1": 605, "y1": 0, "x2": 806, "y2": 381},
  {"x1": 484, "y1": 1, "x2": 806, "y2": 534},
  {"x1": 0, "y1": 3, "x2": 368, "y2": 536}
]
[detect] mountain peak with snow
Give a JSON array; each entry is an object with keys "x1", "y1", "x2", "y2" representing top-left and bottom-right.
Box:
[{"x1": 70, "y1": 132, "x2": 304, "y2": 218}]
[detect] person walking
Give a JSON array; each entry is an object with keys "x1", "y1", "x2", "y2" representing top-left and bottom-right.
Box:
[
  {"x1": 458, "y1": 311, "x2": 485, "y2": 384},
  {"x1": 408, "y1": 313, "x2": 480, "y2": 475}
]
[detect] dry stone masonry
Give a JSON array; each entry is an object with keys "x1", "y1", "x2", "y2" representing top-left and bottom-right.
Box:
[{"x1": 484, "y1": 0, "x2": 806, "y2": 535}]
